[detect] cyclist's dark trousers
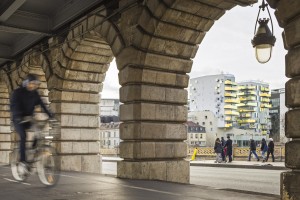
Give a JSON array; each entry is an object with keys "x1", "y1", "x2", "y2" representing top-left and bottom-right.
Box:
[{"x1": 13, "y1": 121, "x2": 30, "y2": 162}]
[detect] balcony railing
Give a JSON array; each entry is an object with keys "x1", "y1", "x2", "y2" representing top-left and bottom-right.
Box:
[
  {"x1": 224, "y1": 80, "x2": 237, "y2": 85},
  {"x1": 260, "y1": 93, "x2": 271, "y2": 97},
  {"x1": 224, "y1": 105, "x2": 237, "y2": 109},
  {"x1": 225, "y1": 93, "x2": 237, "y2": 97},
  {"x1": 260, "y1": 103, "x2": 272, "y2": 108},
  {"x1": 238, "y1": 86, "x2": 256, "y2": 90},
  {"x1": 225, "y1": 87, "x2": 238, "y2": 91},
  {"x1": 224, "y1": 99, "x2": 239, "y2": 103},
  {"x1": 237, "y1": 102, "x2": 257, "y2": 107},
  {"x1": 224, "y1": 111, "x2": 239, "y2": 115},
  {"x1": 238, "y1": 119, "x2": 256, "y2": 123}
]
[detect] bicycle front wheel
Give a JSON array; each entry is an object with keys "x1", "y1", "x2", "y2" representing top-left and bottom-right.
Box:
[
  {"x1": 10, "y1": 149, "x2": 27, "y2": 181},
  {"x1": 36, "y1": 146, "x2": 60, "y2": 186}
]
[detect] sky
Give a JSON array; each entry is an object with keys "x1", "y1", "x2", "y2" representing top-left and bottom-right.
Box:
[{"x1": 101, "y1": 3, "x2": 288, "y2": 99}]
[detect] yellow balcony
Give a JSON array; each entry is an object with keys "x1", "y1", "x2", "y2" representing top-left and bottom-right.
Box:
[
  {"x1": 261, "y1": 131, "x2": 268, "y2": 135},
  {"x1": 240, "y1": 113, "x2": 252, "y2": 118},
  {"x1": 239, "y1": 108, "x2": 255, "y2": 112},
  {"x1": 238, "y1": 86, "x2": 256, "y2": 90},
  {"x1": 237, "y1": 102, "x2": 257, "y2": 107},
  {"x1": 225, "y1": 87, "x2": 238, "y2": 91},
  {"x1": 224, "y1": 105, "x2": 237, "y2": 109},
  {"x1": 225, "y1": 93, "x2": 237, "y2": 97},
  {"x1": 240, "y1": 97, "x2": 256, "y2": 101},
  {"x1": 225, "y1": 116, "x2": 233, "y2": 121},
  {"x1": 260, "y1": 93, "x2": 271, "y2": 97},
  {"x1": 224, "y1": 99, "x2": 239, "y2": 103},
  {"x1": 260, "y1": 98, "x2": 270, "y2": 102},
  {"x1": 260, "y1": 86, "x2": 270, "y2": 92},
  {"x1": 224, "y1": 111, "x2": 239, "y2": 116},
  {"x1": 238, "y1": 119, "x2": 256, "y2": 123},
  {"x1": 238, "y1": 91, "x2": 256, "y2": 96},
  {"x1": 225, "y1": 80, "x2": 237, "y2": 85},
  {"x1": 225, "y1": 123, "x2": 232, "y2": 128},
  {"x1": 261, "y1": 104, "x2": 272, "y2": 108}
]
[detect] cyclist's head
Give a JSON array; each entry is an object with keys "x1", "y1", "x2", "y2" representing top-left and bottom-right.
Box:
[{"x1": 23, "y1": 74, "x2": 40, "y2": 91}]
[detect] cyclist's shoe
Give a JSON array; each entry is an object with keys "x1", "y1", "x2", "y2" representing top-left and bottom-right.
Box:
[{"x1": 18, "y1": 162, "x2": 30, "y2": 175}]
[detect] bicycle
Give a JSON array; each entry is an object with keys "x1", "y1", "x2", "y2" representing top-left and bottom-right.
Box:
[{"x1": 10, "y1": 117, "x2": 60, "y2": 186}]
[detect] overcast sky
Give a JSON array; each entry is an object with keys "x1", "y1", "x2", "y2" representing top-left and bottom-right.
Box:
[{"x1": 102, "y1": 3, "x2": 287, "y2": 99}]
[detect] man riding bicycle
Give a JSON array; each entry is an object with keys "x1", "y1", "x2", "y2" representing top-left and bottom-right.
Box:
[{"x1": 10, "y1": 74, "x2": 54, "y2": 173}]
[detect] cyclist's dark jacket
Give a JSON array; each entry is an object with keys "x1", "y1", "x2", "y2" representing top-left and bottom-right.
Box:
[{"x1": 10, "y1": 87, "x2": 52, "y2": 122}]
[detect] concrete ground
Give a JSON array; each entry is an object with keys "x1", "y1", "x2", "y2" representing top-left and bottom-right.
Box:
[{"x1": 0, "y1": 164, "x2": 280, "y2": 200}]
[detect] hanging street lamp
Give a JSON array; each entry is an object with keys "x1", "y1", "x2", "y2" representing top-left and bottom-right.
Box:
[{"x1": 251, "y1": 0, "x2": 276, "y2": 64}]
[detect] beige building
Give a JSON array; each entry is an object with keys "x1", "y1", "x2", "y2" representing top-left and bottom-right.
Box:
[{"x1": 185, "y1": 121, "x2": 206, "y2": 147}]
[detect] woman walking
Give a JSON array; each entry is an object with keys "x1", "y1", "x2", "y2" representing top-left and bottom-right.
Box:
[{"x1": 214, "y1": 138, "x2": 223, "y2": 163}]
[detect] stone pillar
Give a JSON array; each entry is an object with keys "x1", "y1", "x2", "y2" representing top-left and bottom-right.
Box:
[
  {"x1": 272, "y1": 1, "x2": 300, "y2": 199},
  {"x1": 47, "y1": 32, "x2": 113, "y2": 173},
  {"x1": 0, "y1": 79, "x2": 11, "y2": 164}
]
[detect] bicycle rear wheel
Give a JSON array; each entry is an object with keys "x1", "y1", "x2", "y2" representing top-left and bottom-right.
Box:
[
  {"x1": 10, "y1": 149, "x2": 27, "y2": 181},
  {"x1": 37, "y1": 146, "x2": 60, "y2": 186}
]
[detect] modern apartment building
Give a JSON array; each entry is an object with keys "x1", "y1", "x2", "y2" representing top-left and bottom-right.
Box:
[
  {"x1": 270, "y1": 88, "x2": 288, "y2": 143},
  {"x1": 189, "y1": 74, "x2": 239, "y2": 128},
  {"x1": 237, "y1": 81, "x2": 271, "y2": 135}
]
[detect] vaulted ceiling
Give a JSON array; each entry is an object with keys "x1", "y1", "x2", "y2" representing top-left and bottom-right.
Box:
[{"x1": 0, "y1": 0, "x2": 115, "y2": 67}]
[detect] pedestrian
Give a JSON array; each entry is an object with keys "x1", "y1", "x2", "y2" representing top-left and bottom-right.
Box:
[
  {"x1": 248, "y1": 139, "x2": 260, "y2": 161},
  {"x1": 266, "y1": 138, "x2": 275, "y2": 162},
  {"x1": 224, "y1": 136, "x2": 233, "y2": 162},
  {"x1": 214, "y1": 138, "x2": 223, "y2": 163},
  {"x1": 260, "y1": 138, "x2": 268, "y2": 162},
  {"x1": 221, "y1": 137, "x2": 227, "y2": 162}
]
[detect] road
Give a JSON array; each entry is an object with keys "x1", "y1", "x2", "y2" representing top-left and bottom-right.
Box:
[
  {"x1": 0, "y1": 164, "x2": 279, "y2": 200},
  {"x1": 102, "y1": 162, "x2": 283, "y2": 195}
]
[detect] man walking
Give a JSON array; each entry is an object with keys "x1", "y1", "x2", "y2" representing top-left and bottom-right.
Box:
[
  {"x1": 248, "y1": 139, "x2": 260, "y2": 161},
  {"x1": 266, "y1": 138, "x2": 275, "y2": 162},
  {"x1": 224, "y1": 136, "x2": 233, "y2": 162}
]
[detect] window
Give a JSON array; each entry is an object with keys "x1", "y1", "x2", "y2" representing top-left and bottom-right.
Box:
[
  {"x1": 195, "y1": 134, "x2": 198, "y2": 138},
  {"x1": 202, "y1": 122, "x2": 205, "y2": 125},
  {"x1": 210, "y1": 122, "x2": 212, "y2": 125},
  {"x1": 211, "y1": 128, "x2": 213, "y2": 131},
  {"x1": 200, "y1": 134, "x2": 203, "y2": 139},
  {"x1": 190, "y1": 134, "x2": 193, "y2": 139},
  {"x1": 205, "y1": 116, "x2": 207, "y2": 119}
]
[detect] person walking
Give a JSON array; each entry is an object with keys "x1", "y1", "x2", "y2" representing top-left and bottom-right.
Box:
[
  {"x1": 248, "y1": 139, "x2": 260, "y2": 161},
  {"x1": 221, "y1": 137, "x2": 227, "y2": 162},
  {"x1": 214, "y1": 138, "x2": 223, "y2": 163},
  {"x1": 224, "y1": 136, "x2": 233, "y2": 162},
  {"x1": 260, "y1": 138, "x2": 268, "y2": 162},
  {"x1": 266, "y1": 138, "x2": 275, "y2": 162}
]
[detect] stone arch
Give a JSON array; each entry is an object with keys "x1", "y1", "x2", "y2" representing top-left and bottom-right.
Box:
[
  {"x1": 0, "y1": 73, "x2": 12, "y2": 163},
  {"x1": 46, "y1": 10, "x2": 124, "y2": 172},
  {"x1": 113, "y1": 0, "x2": 255, "y2": 183}
]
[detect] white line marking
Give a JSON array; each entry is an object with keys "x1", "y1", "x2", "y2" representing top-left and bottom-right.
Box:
[{"x1": 3, "y1": 178, "x2": 31, "y2": 185}]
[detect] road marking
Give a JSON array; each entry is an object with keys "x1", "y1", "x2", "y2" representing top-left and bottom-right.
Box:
[{"x1": 3, "y1": 178, "x2": 31, "y2": 185}]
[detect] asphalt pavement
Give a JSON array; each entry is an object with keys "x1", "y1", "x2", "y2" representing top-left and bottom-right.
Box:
[{"x1": 0, "y1": 164, "x2": 280, "y2": 200}]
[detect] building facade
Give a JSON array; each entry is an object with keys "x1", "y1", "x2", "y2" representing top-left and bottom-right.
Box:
[
  {"x1": 237, "y1": 81, "x2": 271, "y2": 135},
  {"x1": 185, "y1": 121, "x2": 206, "y2": 147},
  {"x1": 100, "y1": 122, "x2": 121, "y2": 149},
  {"x1": 189, "y1": 74, "x2": 239, "y2": 128},
  {"x1": 100, "y1": 99, "x2": 120, "y2": 116},
  {"x1": 270, "y1": 88, "x2": 288, "y2": 143}
]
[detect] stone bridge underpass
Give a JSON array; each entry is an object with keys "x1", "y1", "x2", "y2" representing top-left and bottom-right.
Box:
[{"x1": 0, "y1": 0, "x2": 299, "y2": 199}]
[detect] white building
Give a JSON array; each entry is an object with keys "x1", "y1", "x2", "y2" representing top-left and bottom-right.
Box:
[
  {"x1": 189, "y1": 74, "x2": 239, "y2": 129},
  {"x1": 185, "y1": 121, "x2": 206, "y2": 147},
  {"x1": 100, "y1": 122, "x2": 121, "y2": 149},
  {"x1": 100, "y1": 99, "x2": 120, "y2": 116},
  {"x1": 270, "y1": 88, "x2": 289, "y2": 143}
]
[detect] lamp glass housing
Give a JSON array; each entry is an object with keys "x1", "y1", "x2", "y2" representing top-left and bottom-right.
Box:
[{"x1": 255, "y1": 44, "x2": 272, "y2": 64}]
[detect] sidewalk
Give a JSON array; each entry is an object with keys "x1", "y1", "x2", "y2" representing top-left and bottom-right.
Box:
[{"x1": 101, "y1": 157, "x2": 286, "y2": 170}]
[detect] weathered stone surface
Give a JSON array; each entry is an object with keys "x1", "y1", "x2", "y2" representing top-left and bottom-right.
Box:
[
  {"x1": 50, "y1": 102, "x2": 99, "y2": 115},
  {"x1": 285, "y1": 109, "x2": 300, "y2": 138},
  {"x1": 285, "y1": 78, "x2": 300, "y2": 108},
  {"x1": 281, "y1": 171, "x2": 300, "y2": 200},
  {"x1": 120, "y1": 103, "x2": 187, "y2": 122},
  {"x1": 282, "y1": 16, "x2": 300, "y2": 48},
  {"x1": 59, "y1": 114, "x2": 100, "y2": 128},
  {"x1": 119, "y1": 141, "x2": 186, "y2": 159},
  {"x1": 116, "y1": 47, "x2": 192, "y2": 73},
  {"x1": 117, "y1": 160, "x2": 189, "y2": 183},
  {"x1": 59, "y1": 155, "x2": 101, "y2": 173},
  {"x1": 266, "y1": 0, "x2": 279, "y2": 9},
  {"x1": 120, "y1": 85, "x2": 187, "y2": 104},
  {"x1": 49, "y1": 90, "x2": 100, "y2": 103},
  {"x1": 286, "y1": 46, "x2": 300, "y2": 78},
  {"x1": 285, "y1": 141, "x2": 300, "y2": 169},
  {"x1": 0, "y1": 151, "x2": 10, "y2": 164},
  {"x1": 120, "y1": 122, "x2": 187, "y2": 140},
  {"x1": 119, "y1": 66, "x2": 189, "y2": 88},
  {"x1": 275, "y1": 1, "x2": 300, "y2": 27},
  {"x1": 58, "y1": 128, "x2": 99, "y2": 140}
]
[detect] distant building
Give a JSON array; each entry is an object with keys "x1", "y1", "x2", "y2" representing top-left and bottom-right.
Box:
[
  {"x1": 185, "y1": 121, "x2": 206, "y2": 147},
  {"x1": 270, "y1": 88, "x2": 288, "y2": 143},
  {"x1": 100, "y1": 122, "x2": 121, "y2": 149},
  {"x1": 189, "y1": 74, "x2": 239, "y2": 128},
  {"x1": 100, "y1": 99, "x2": 120, "y2": 116},
  {"x1": 237, "y1": 80, "x2": 271, "y2": 135}
]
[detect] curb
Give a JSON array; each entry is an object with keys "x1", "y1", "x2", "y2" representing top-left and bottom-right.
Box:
[{"x1": 190, "y1": 162, "x2": 287, "y2": 170}]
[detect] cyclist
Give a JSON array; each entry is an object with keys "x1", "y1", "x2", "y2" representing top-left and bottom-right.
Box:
[{"x1": 10, "y1": 74, "x2": 54, "y2": 173}]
